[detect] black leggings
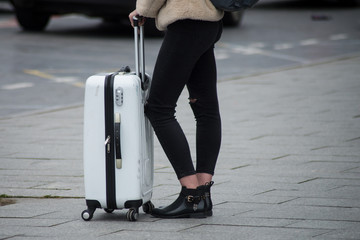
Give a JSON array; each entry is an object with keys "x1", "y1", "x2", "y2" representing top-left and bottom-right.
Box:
[{"x1": 145, "y1": 19, "x2": 223, "y2": 179}]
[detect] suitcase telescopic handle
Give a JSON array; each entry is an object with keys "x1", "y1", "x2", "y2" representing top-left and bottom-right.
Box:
[{"x1": 133, "y1": 16, "x2": 145, "y2": 85}]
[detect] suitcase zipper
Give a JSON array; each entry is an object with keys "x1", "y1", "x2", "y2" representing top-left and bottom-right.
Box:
[{"x1": 104, "y1": 73, "x2": 118, "y2": 210}]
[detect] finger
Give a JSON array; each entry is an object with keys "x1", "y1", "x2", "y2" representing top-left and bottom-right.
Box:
[
  {"x1": 128, "y1": 10, "x2": 137, "y2": 27},
  {"x1": 129, "y1": 15, "x2": 134, "y2": 27}
]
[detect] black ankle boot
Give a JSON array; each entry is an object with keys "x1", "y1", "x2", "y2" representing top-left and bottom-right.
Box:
[
  {"x1": 197, "y1": 181, "x2": 214, "y2": 217},
  {"x1": 151, "y1": 187, "x2": 207, "y2": 219}
]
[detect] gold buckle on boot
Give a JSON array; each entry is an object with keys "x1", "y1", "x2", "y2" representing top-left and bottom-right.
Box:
[{"x1": 187, "y1": 195, "x2": 194, "y2": 202}]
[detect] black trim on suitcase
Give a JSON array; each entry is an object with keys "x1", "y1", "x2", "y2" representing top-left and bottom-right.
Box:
[
  {"x1": 125, "y1": 199, "x2": 143, "y2": 209},
  {"x1": 86, "y1": 200, "x2": 101, "y2": 209},
  {"x1": 104, "y1": 73, "x2": 118, "y2": 210}
]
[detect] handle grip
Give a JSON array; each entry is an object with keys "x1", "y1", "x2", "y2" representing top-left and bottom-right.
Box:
[{"x1": 114, "y1": 113, "x2": 122, "y2": 169}]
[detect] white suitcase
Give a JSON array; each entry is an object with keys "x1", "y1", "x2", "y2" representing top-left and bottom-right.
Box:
[{"x1": 81, "y1": 19, "x2": 154, "y2": 221}]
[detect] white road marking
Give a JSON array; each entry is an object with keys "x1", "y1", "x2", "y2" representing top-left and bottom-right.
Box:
[
  {"x1": 274, "y1": 43, "x2": 294, "y2": 50},
  {"x1": 248, "y1": 42, "x2": 266, "y2": 48},
  {"x1": 215, "y1": 53, "x2": 230, "y2": 60},
  {"x1": 233, "y1": 46, "x2": 263, "y2": 55},
  {"x1": 54, "y1": 77, "x2": 80, "y2": 83},
  {"x1": 300, "y1": 39, "x2": 319, "y2": 46},
  {"x1": 215, "y1": 49, "x2": 230, "y2": 60},
  {"x1": 1, "y1": 82, "x2": 34, "y2": 90},
  {"x1": 218, "y1": 42, "x2": 310, "y2": 64},
  {"x1": 330, "y1": 34, "x2": 348, "y2": 41}
]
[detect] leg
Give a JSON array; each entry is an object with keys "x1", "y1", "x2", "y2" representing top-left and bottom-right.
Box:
[
  {"x1": 179, "y1": 175, "x2": 199, "y2": 189},
  {"x1": 145, "y1": 26, "x2": 197, "y2": 181},
  {"x1": 196, "y1": 173, "x2": 213, "y2": 186},
  {"x1": 145, "y1": 20, "x2": 221, "y2": 181},
  {"x1": 187, "y1": 47, "x2": 222, "y2": 180},
  {"x1": 149, "y1": 20, "x2": 222, "y2": 219}
]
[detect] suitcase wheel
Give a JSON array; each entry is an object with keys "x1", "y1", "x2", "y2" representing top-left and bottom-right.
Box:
[
  {"x1": 81, "y1": 209, "x2": 94, "y2": 221},
  {"x1": 126, "y1": 208, "x2": 139, "y2": 221},
  {"x1": 142, "y1": 201, "x2": 155, "y2": 214},
  {"x1": 104, "y1": 208, "x2": 115, "y2": 213}
]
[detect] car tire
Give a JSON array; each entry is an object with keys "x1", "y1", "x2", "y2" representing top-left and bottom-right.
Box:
[
  {"x1": 223, "y1": 11, "x2": 244, "y2": 27},
  {"x1": 14, "y1": 7, "x2": 51, "y2": 31}
]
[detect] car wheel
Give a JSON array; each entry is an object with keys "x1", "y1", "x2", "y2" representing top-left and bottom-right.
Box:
[
  {"x1": 223, "y1": 11, "x2": 244, "y2": 27},
  {"x1": 14, "y1": 7, "x2": 51, "y2": 31}
]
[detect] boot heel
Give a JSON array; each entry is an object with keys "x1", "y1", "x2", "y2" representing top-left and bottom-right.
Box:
[{"x1": 205, "y1": 210, "x2": 213, "y2": 217}]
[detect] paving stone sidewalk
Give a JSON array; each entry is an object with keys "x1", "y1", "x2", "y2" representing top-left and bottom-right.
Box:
[{"x1": 0, "y1": 56, "x2": 360, "y2": 239}]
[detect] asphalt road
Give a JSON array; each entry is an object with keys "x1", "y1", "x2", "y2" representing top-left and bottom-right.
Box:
[{"x1": 0, "y1": 1, "x2": 359, "y2": 118}]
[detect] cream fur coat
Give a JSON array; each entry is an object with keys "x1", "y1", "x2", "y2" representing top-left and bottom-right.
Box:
[{"x1": 136, "y1": 0, "x2": 224, "y2": 31}]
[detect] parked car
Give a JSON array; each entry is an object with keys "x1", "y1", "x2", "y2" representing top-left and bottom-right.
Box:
[{"x1": 10, "y1": 0, "x2": 244, "y2": 35}]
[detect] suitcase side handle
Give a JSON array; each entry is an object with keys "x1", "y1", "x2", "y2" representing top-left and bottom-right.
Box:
[
  {"x1": 133, "y1": 16, "x2": 147, "y2": 90},
  {"x1": 114, "y1": 113, "x2": 122, "y2": 169}
]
